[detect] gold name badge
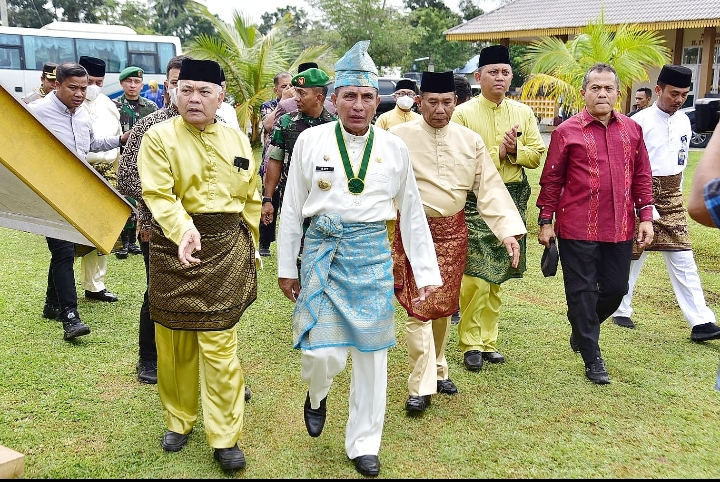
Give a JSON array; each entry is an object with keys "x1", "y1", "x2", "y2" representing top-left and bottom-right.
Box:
[{"x1": 318, "y1": 179, "x2": 332, "y2": 190}]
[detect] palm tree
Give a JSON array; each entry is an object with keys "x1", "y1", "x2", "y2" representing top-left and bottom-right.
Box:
[
  {"x1": 519, "y1": 11, "x2": 671, "y2": 115},
  {"x1": 184, "y1": 4, "x2": 336, "y2": 147}
]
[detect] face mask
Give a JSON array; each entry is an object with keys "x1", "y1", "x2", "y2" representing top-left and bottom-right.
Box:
[
  {"x1": 85, "y1": 84, "x2": 101, "y2": 102},
  {"x1": 397, "y1": 95, "x2": 415, "y2": 110},
  {"x1": 169, "y1": 87, "x2": 178, "y2": 107}
]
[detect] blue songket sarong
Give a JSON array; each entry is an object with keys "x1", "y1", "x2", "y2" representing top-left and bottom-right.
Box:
[{"x1": 292, "y1": 213, "x2": 396, "y2": 352}]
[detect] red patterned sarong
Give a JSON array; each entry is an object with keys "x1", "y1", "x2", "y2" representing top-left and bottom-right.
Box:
[{"x1": 393, "y1": 210, "x2": 467, "y2": 321}]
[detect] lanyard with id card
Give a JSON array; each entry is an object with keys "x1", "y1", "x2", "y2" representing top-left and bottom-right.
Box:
[{"x1": 678, "y1": 134, "x2": 688, "y2": 166}]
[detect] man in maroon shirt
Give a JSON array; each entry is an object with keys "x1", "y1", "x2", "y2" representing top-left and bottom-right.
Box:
[{"x1": 536, "y1": 63, "x2": 655, "y2": 385}]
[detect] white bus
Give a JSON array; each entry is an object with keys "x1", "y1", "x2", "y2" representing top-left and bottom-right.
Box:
[{"x1": 0, "y1": 22, "x2": 182, "y2": 102}]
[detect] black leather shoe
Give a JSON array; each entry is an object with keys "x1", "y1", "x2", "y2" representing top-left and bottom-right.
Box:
[
  {"x1": 115, "y1": 247, "x2": 129, "y2": 259},
  {"x1": 85, "y1": 289, "x2": 119, "y2": 302},
  {"x1": 244, "y1": 386, "x2": 252, "y2": 402},
  {"x1": 42, "y1": 303, "x2": 60, "y2": 320},
  {"x1": 259, "y1": 246, "x2": 271, "y2": 257},
  {"x1": 450, "y1": 310, "x2": 461, "y2": 325},
  {"x1": 127, "y1": 242, "x2": 142, "y2": 255},
  {"x1": 60, "y1": 310, "x2": 90, "y2": 341},
  {"x1": 214, "y1": 444, "x2": 246, "y2": 471},
  {"x1": 585, "y1": 357, "x2": 610, "y2": 385},
  {"x1": 303, "y1": 392, "x2": 327, "y2": 437},
  {"x1": 352, "y1": 454, "x2": 380, "y2": 477},
  {"x1": 405, "y1": 395, "x2": 431, "y2": 414},
  {"x1": 463, "y1": 350, "x2": 483, "y2": 371},
  {"x1": 161, "y1": 430, "x2": 189, "y2": 452},
  {"x1": 482, "y1": 351, "x2": 505, "y2": 363},
  {"x1": 137, "y1": 360, "x2": 157, "y2": 384},
  {"x1": 691, "y1": 322, "x2": 720, "y2": 342},
  {"x1": 436, "y1": 378, "x2": 458, "y2": 395},
  {"x1": 612, "y1": 316, "x2": 635, "y2": 329}
]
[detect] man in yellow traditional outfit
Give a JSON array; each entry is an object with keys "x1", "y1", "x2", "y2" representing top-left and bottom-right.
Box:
[
  {"x1": 374, "y1": 78, "x2": 420, "y2": 130},
  {"x1": 276, "y1": 40, "x2": 442, "y2": 477},
  {"x1": 451, "y1": 44, "x2": 547, "y2": 371},
  {"x1": 138, "y1": 58, "x2": 261, "y2": 472},
  {"x1": 390, "y1": 70, "x2": 526, "y2": 415}
]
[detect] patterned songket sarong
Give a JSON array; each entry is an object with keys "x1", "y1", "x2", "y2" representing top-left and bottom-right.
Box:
[
  {"x1": 464, "y1": 174, "x2": 531, "y2": 284},
  {"x1": 632, "y1": 172, "x2": 691, "y2": 259},
  {"x1": 393, "y1": 210, "x2": 467, "y2": 321},
  {"x1": 149, "y1": 213, "x2": 257, "y2": 330},
  {"x1": 293, "y1": 213, "x2": 395, "y2": 352}
]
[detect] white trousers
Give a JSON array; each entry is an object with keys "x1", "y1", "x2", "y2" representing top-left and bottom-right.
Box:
[
  {"x1": 613, "y1": 250, "x2": 715, "y2": 327},
  {"x1": 301, "y1": 346, "x2": 387, "y2": 460},
  {"x1": 80, "y1": 249, "x2": 107, "y2": 292}
]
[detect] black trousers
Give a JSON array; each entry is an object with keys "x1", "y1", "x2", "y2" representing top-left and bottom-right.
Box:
[
  {"x1": 45, "y1": 237, "x2": 77, "y2": 315},
  {"x1": 558, "y1": 238, "x2": 633, "y2": 365},
  {"x1": 139, "y1": 237, "x2": 156, "y2": 362},
  {"x1": 259, "y1": 188, "x2": 280, "y2": 249}
]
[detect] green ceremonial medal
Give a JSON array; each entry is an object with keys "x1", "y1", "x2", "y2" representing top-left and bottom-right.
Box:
[{"x1": 335, "y1": 122, "x2": 374, "y2": 195}]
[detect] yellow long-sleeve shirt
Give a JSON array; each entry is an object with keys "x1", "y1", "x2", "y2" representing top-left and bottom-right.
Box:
[
  {"x1": 451, "y1": 95, "x2": 546, "y2": 183},
  {"x1": 138, "y1": 116, "x2": 261, "y2": 247}
]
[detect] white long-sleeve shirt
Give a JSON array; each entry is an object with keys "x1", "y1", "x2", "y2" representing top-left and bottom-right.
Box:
[{"x1": 277, "y1": 120, "x2": 442, "y2": 288}]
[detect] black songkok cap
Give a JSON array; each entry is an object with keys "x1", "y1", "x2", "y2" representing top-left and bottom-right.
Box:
[
  {"x1": 298, "y1": 62, "x2": 319, "y2": 73},
  {"x1": 420, "y1": 71, "x2": 455, "y2": 94},
  {"x1": 79, "y1": 56, "x2": 106, "y2": 78},
  {"x1": 178, "y1": 58, "x2": 222, "y2": 86},
  {"x1": 395, "y1": 78, "x2": 418, "y2": 94},
  {"x1": 657, "y1": 65, "x2": 692, "y2": 88},
  {"x1": 478, "y1": 44, "x2": 510, "y2": 68}
]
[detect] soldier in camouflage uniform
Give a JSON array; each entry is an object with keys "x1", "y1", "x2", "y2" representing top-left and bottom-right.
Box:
[
  {"x1": 114, "y1": 66, "x2": 158, "y2": 258},
  {"x1": 261, "y1": 67, "x2": 337, "y2": 272}
]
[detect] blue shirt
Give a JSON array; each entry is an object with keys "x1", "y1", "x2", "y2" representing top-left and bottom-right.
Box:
[{"x1": 703, "y1": 177, "x2": 720, "y2": 228}]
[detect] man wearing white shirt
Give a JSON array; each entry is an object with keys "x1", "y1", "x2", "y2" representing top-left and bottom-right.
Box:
[
  {"x1": 77, "y1": 55, "x2": 122, "y2": 304},
  {"x1": 611, "y1": 65, "x2": 720, "y2": 341},
  {"x1": 276, "y1": 40, "x2": 441, "y2": 478}
]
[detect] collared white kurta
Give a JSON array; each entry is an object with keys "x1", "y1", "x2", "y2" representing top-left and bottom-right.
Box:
[{"x1": 277, "y1": 120, "x2": 441, "y2": 288}]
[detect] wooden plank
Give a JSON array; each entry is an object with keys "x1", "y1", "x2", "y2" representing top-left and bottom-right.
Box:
[{"x1": 0, "y1": 445, "x2": 24, "y2": 479}]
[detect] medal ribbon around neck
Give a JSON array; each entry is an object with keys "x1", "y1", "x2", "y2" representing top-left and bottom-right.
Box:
[{"x1": 335, "y1": 122, "x2": 374, "y2": 195}]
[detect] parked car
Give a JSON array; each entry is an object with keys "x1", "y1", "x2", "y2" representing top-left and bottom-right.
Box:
[
  {"x1": 326, "y1": 77, "x2": 403, "y2": 122},
  {"x1": 679, "y1": 103, "x2": 713, "y2": 148}
]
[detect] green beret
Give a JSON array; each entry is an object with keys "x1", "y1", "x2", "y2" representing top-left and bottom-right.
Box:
[
  {"x1": 119, "y1": 66, "x2": 143, "y2": 81},
  {"x1": 292, "y1": 68, "x2": 330, "y2": 88}
]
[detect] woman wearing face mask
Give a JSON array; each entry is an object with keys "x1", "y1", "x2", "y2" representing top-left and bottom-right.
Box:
[{"x1": 374, "y1": 79, "x2": 420, "y2": 131}]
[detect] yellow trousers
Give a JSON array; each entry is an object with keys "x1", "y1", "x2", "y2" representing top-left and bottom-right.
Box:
[
  {"x1": 156, "y1": 324, "x2": 245, "y2": 449},
  {"x1": 457, "y1": 274, "x2": 503, "y2": 353},
  {"x1": 386, "y1": 219, "x2": 396, "y2": 245},
  {"x1": 405, "y1": 316, "x2": 451, "y2": 396}
]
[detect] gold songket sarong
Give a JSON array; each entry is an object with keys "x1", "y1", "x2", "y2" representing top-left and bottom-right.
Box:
[
  {"x1": 632, "y1": 172, "x2": 691, "y2": 260},
  {"x1": 393, "y1": 210, "x2": 467, "y2": 321},
  {"x1": 149, "y1": 213, "x2": 257, "y2": 330}
]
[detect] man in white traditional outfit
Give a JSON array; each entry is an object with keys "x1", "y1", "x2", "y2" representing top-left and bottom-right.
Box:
[
  {"x1": 390, "y1": 70, "x2": 526, "y2": 415},
  {"x1": 611, "y1": 65, "x2": 720, "y2": 341},
  {"x1": 276, "y1": 40, "x2": 442, "y2": 478},
  {"x1": 77, "y1": 56, "x2": 123, "y2": 304}
]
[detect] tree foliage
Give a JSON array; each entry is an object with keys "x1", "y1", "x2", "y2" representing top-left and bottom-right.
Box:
[
  {"x1": 519, "y1": 12, "x2": 671, "y2": 113},
  {"x1": 457, "y1": 0, "x2": 483, "y2": 21},
  {"x1": 7, "y1": 0, "x2": 55, "y2": 27},
  {"x1": 149, "y1": 0, "x2": 219, "y2": 46},
  {"x1": 307, "y1": 0, "x2": 418, "y2": 72},
  {"x1": 403, "y1": 7, "x2": 475, "y2": 73},
  {"x1": 185, "y1": 4, "x2": 335, "y2": 147}
]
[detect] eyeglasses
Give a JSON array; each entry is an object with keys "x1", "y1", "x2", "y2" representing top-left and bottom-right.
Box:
[
  {"x1": 485, "y1": 69, "x2": 512, "y2": 77},
  {"x1": 395, "y1": 91, "x2": 416, "y2": 97}
]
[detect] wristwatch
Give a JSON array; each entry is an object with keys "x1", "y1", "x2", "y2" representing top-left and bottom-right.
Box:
[
  {"x1": 538, "y1": 216, "x2": 553, "y2": 225},
  {"x1": 262, "y1": 197, "x2": 273, "y2": 204}
]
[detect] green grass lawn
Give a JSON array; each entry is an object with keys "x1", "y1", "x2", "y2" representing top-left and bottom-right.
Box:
[{"x1": 1, "y1": 149, "x2": 720, "y2": 478}]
